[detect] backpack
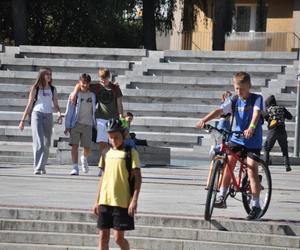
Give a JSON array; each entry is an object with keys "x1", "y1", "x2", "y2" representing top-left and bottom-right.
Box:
[
  {"x1": 230, "y1": 93, "x2": 264, "y2": 130},
  {"x1": 267, "y1": 105, "x2": 286, "y2": 128},
  {"x1": 125, "y1": 145, "x2": 135, "y2": 196},
  {"x1": 28, "y1": 85, "x2": 55, "y2": 124}
]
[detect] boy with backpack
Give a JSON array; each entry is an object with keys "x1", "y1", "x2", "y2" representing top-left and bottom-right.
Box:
[
  {"x1": 93, "y1": 118, "x2": 142, "y2": 250},
  {"x1": 64, "y1": 74, "x2": 96, "y2": 175},
  {"x1": 263, "y1": 95, "x2": 293, "y2": 172},
  {"x1": 197, "y1": 71, "x2": 264, "y2": 220}
]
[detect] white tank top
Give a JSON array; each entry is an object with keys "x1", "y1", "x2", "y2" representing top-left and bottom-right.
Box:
[{"x1": 33, "y1": 88, "x2": 53, "y2": 113}]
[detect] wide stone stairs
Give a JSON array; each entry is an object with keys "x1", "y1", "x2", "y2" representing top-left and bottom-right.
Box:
[
  {"x1": 118, "y1": 50, "x2": 298, "y2": 153},
  {"x1": 0, "y1": 207, "x2": 299, "y2": 250},
  {"x1": 0, "y1": 45, "x2": 299, "y2": 164}
]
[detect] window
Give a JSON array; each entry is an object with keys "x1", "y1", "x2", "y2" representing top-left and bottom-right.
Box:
[{"x1": 233, "y1": 4, "x2": 267, "y2": 32}]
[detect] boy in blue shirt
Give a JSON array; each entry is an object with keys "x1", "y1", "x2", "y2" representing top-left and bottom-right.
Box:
[
  {"x1": 64, "y1": 74, "x2": 96, "y2": 175},
  {"x1": 197, "y1": 72, "x2": 264, "y2": 220}
]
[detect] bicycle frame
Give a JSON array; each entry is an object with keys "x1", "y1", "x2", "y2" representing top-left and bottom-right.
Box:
[
  {"x1": 209, "y1": 126, "x2": 248, "y2": 194},
  {"x1": 219, "y1": 147, "x2": 247, "y2": 193},
  {"x1": 204, "y1": 123, "x2": 272, "y2": 220}
]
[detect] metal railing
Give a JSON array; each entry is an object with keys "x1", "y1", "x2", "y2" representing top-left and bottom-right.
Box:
[
  {"x1": 169, "y1": 31, "x2": 300, "y2": 52},
  {"x1": 225, "y1": 32, "x2": 300, "y2": 52}
]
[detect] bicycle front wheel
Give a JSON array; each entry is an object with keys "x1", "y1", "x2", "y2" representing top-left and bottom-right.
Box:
[
  {"x1": 241, "y1": 158, "x2": 272, "y2": 218},
  {"x1": 204, "y1": 159, "x2": 223, "y2": 220}
]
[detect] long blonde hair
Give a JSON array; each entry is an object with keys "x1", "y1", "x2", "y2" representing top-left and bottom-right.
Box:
[{"x1": 33, "y1": 67, "x2": 52, "y2": 89}]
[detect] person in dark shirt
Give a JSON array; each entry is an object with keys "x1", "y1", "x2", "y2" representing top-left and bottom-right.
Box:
[{"x1": 263, "y1": 95, "x2": 293, "y2": 172}]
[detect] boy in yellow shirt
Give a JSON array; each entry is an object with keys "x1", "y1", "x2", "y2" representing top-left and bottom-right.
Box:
[{"x1": 93, "y1": 118, "x2": 142, "y2": 250}]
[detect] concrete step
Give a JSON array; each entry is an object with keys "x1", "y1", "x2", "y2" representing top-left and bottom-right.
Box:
[
  {"x1": 1, "y1": 230, "x2": 297, "y2": 250},
  {"x1": 1, "y1": 208, "x2": 299, "y2": 235},
  {"x1": 1, "y1": 57, "x2": 130, "y2": 76},
  {"x1": 56, "y1": 142, "x2": 170, "y2": 166},
  {"x1": 0, "y1": 70, "x2": 99, "y2": 85},
  {"x1": 163, "y1": 50, "x2": 298, "y2": 64},
  {"x1": 2, "y1": 83, "x2": 294, "y2": 108},
  {"x1": 0, "y1": 219, "x2": 299, "y2": 249},
  {"x1": 0, "y1": 112, "x2": 297, "y2": 133},
  {"x1": 0, "y1": 243, "x2": 98, "y2": 250},
  {"x1": 117, "y1": 75, "x2": 267, "y2": 91},
  {"x1": 0, "y1": 208, "x2": 299, "y2": 249},
  {"x1": 19, "y1": 45, "x2": 147, "y2": 61},
  {"x1": 0, "y1": 155, "x2": 56, "y2": 165}
]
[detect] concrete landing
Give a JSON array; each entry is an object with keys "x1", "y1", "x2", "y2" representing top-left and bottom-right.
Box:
[{"x1": 0, "y1": 159, "x2": 299, "y2": 223}]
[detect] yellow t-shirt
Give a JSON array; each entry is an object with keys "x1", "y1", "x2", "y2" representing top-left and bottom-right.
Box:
[{"x1": 98, "y1": 148, "x2": 140, "y2": 208}]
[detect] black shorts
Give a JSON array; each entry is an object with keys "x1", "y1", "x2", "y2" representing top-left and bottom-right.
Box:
[
  {"x1": 228, "y1": 141, "x2": 261, "y2": 159},
  {"x1": 97, "y1": 205, "x2": 134, "y2": 231}
]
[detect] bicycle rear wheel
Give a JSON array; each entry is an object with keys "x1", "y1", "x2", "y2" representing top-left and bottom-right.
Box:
[
  {"x1": 204, "y1": 159, "x2": 223, "y2": 220},
  {"x1": 241, "y1": 158, "x2": 272, "y2": 218}
]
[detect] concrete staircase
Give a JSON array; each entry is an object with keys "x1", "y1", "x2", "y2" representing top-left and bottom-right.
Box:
[
  {"x1": 0, "y1": 45, "x2": 299, "y2": 165},
  {"x1": 118, "y1": 50, "x2": 298, "y2": 153},
  {"x1": 0, "y1": 207, "x2": 299, "y2": 250}
]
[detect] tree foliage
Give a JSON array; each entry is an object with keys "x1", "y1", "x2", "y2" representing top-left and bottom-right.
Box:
[{"x1": 0, "y1": 0, "x2": 143, "y2": 48}]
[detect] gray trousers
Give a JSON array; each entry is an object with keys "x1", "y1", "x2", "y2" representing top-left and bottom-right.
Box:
[{"x1": 31, "y1": 111, "x2": 53, "y2": 171}]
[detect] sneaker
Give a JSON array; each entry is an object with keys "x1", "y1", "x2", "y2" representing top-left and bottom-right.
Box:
[
  {"x1": 81, "y1": 155, "x2": 89, "y2": 173},
  {"x1": 286, "y1": 166, "x2": 292, "y2": 172},
  {"x1": 246, "y1": 206, "x2": 262, "y2": 220},
  {"x1": 70, "y1": 167, "x2": 79, "y2": 176},
  {"x1": 41, "y1": 169, "x2": 46, "y2": 174},
  {"x1": 208, "y1": 146, "x2": 215, "y2": 157},
  {"x1": 214, "y1": 196, "x2": 227, "y2": 208},
  {"x1": 34, "y1": 169, "x2": 42, "y2": 175}
]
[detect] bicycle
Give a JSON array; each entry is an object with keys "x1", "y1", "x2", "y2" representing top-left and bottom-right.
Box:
[{"x1": 203, "y1": 124, "x2": 272, "y2": 221}]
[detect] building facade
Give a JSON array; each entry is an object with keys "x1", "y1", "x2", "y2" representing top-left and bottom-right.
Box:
[{"x1": 162, "y1": 0, "x2": 300, "y2": 51}]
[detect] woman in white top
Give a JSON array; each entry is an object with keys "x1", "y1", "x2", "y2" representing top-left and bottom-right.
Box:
[{"x1": 19, "y1": 68, "x2": 62, "y2": 174}]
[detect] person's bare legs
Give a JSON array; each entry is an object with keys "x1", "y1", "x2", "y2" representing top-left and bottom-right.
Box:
[
  {"x1": 99, "y1": 229, "x2": 110, "y2": 250},
  {"x1": 83, "y1": 147, "x2": 90, "y2": 157},
  {"x1": 246, "y1": 157, "x2": 260, "y2": 200},
  {"x1": 220, "y1": 155, "x2": 237, "y2": 188},
  {"x1": 71, "y1": 144, "x2": 79, "y2": 165},
  {"x1": 113, "y1": 230, "x2": 129, "y2": 250}
]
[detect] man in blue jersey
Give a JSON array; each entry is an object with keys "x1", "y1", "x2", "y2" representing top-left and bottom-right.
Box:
[{"x1": 197, "y1": 72, "x2": 264, "y2": 220}]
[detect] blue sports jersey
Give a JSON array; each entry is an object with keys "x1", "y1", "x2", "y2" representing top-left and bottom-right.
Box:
[{"x1": 221, "y1": 93, "x2": 264, "y2": 149}]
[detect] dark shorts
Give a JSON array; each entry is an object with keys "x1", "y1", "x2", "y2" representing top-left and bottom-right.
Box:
[
  {"x1": 97, "y1": 205, "x2": 134, "y2": 231},
  {"x1": 228, "y1": 141, "x2": 261, "y2": 159}
]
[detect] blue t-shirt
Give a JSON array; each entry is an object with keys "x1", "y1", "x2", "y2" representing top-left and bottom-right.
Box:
[{"x1": 221, "y1": 93, "x2": 264, "y2": 149}]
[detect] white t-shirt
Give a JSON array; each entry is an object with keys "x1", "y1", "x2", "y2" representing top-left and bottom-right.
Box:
[
  {"x1": 33, "y1": 88, "x2": 53, "y2": 114},
  {"x1": 78, "y1": 92, "x2": 94, "y2": 125}
]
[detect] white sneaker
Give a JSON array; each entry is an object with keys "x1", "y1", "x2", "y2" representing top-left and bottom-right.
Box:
[
  {"x1": 34, "y1": 169, "x2": 42, "y2": 175},
  {"x1": 208, "y1": 146, "x2": 215, "y2": 157},
  {"x1": 70, "y1": 166, "x2": 79, "y2": 175},
  {"x1": 81, "y1": 155, "x2": 89, "y2": 173}
]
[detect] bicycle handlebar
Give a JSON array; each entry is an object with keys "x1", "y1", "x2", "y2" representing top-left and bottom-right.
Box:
[{"x1": 203, "y1": 124, "x2": 244, "y2": 137}]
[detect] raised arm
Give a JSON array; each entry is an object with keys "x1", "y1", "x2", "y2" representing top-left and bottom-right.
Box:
[
  {"x1": 196, "y1": 108, "x2": 224, "y2": 129},
  {"x1": 69, "y1": 83, "x2": 81, "y2": 104}
]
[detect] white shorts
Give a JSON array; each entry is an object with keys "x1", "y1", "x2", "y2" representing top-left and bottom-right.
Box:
[{"x1": 96, "y1": 119, "x2": 109, "y2": 143}]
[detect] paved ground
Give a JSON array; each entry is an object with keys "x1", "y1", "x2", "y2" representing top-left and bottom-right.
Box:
[{"x1": 0, "y1": 154, "x2": 299, "y2": 224}]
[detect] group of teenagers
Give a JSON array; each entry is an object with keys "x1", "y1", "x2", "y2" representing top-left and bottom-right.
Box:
[
  {"x1": 19, "y1": 67, "x2": 141, "y2": 250},
  {"x1": 18, "y1": 67, "x2": 292, "y2": 249}
]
